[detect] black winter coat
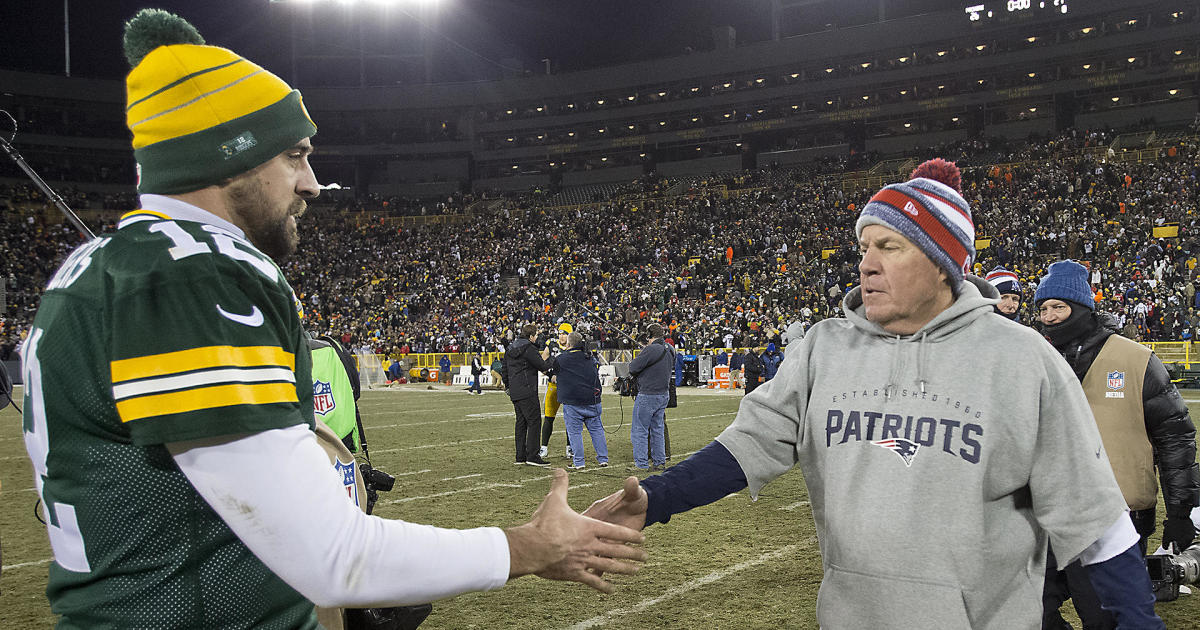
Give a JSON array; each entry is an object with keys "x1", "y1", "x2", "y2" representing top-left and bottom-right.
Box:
[
  {"x1": 1056, "y1": 312, "x2": 1200, "y2": 510},
  {"x1": 504, "y1": 338, "x2": 549, "y2": 401}
]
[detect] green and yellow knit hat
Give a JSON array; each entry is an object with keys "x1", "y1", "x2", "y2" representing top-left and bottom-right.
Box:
[{"x1": 123, "y1": 9, "x2": 317, "y2": 194}]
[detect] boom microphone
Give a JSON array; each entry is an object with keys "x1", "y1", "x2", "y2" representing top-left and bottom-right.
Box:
[{"x1": 0, "y1": 110, "x2": 96, "y2": 240}]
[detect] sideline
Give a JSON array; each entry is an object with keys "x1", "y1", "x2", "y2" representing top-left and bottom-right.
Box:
[{"x1": 561, "y1": 542, "x2": 808, "y2": 630}]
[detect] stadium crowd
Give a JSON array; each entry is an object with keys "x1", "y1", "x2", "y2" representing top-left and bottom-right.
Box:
[{"x1": 3, "y1": 126, "x2": 1200, "y2": 361}]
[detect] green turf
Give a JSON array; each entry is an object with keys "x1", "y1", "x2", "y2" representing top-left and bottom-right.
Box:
[{"x1": 2, "y1": 387, "x2": 1198, "y2": 629}]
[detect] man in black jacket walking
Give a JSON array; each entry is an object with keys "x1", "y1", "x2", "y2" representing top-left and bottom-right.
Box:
[
  {"x1": 742, "y1": 347, "x2": 764, "y2": 395},
  {"x1": 505, "y1": 324, "x2": 552, "y2": 466},
  {"x1": 1035, "y1": 260, "x2": 1200, "y2": 629}
]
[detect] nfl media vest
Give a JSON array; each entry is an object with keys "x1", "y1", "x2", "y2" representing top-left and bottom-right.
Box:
[
  {"x1": 1080, "y1": 335, "x2": 1156, "y2": 510},
  {"x1": 310, "y1": 341, "x2": 358, "y2": 450}
]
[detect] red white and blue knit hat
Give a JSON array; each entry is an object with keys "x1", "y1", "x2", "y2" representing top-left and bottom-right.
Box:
[
  {"x1": 855, "y1": 159, "x2": 975, "y2": 290},
  {"x1": 985, "y1": 266, "x2": 1021, "y2": 296}
]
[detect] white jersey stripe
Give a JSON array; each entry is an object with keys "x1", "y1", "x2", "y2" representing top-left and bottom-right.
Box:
[{"x1": 113, "y1": 366, "x2": 296, "y2": 400}]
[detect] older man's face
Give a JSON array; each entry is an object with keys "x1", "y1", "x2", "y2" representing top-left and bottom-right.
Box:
[
  {"x1": 997, "y1": 294, "x2": 1020, "y2": 315},
  {"x1": 857, "y1": 224, "x2": 952, "y2": 335}
]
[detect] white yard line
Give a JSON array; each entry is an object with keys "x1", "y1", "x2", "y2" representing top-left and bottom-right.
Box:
[
  {"x1": 384, "y1": 474, "x2": 553, "y2": 505},
  {"x1": 440, "y1": 473, "x2": 483, "y2": 481},
  {"x1": 1, "y1": 558, "x2": 53, "y2": 571},
  {"x1": 562, "y1": 543, "x2": 805, "y2": 630}
]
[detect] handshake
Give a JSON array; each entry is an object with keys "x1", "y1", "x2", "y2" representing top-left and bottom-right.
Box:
[{"x1": 506, "y1": 469, "x2": 649, "y2": 593}]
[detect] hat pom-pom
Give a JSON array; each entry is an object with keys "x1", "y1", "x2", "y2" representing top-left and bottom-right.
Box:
[
  {"x1": 123, "y1": 9, "x2": 205, "y2": 68},
  {"x1": 910, "y1": 158, "x2": 962, "y2": 194}
]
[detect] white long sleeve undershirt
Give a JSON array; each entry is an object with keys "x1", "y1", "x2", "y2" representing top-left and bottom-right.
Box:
[
  {"x1": 1076, "y1": 510, "x2": 1140, "y2": 567},
  {"x1": 169, "y1": 424, "x2": 510, "y2": 607}
]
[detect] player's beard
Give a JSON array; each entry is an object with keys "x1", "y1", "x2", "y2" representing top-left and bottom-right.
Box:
[{"x1": 225, "y1": 176, "x2": 305, "y2": 262}]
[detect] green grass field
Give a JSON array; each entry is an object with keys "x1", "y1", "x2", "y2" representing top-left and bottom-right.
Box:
[{"x1": 2, "y1": 386, "x2": 1198, "y2": 629}]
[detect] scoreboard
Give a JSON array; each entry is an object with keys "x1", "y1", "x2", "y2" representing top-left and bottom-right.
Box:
[{"x1": 965, "y1": 0, "x2": 1070, "y2": 23}]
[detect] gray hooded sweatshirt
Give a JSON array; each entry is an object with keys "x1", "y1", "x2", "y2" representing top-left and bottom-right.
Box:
[{"x1": 716, "y1": 276, "x2": 1127, "y2": 629}]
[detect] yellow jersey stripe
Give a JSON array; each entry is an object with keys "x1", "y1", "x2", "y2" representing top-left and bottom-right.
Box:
[
  {"x1": 116, "y1": 382, "x2": 299, "y2": 423},
  {"x1": 112, "y1": 345, "x2": 295, "y2": 383},
  {"x1": 118, "y1": 210, "x2": 170, "y2": 222}
]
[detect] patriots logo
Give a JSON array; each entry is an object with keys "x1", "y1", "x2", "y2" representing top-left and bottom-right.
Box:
[
  {"x1": 902, "y1": 201, "x2": 919, "y2": 217},
  {"x1": 1106, "y1": 371, "x2": 1124, "y2": 390},
  {"x1": 334, "y1": 460, "x2": 360, "y2": 506},
  {"x1": 874, "y1": 438, "x2": 920, "y2": 467},
  {"x1": 313, "y1": 379, "x2": 336, "y2": 416}
]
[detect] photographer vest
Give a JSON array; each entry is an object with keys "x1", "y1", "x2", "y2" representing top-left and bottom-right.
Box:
[
  {"x1": 1080, "y1": 335, "x2": 1156, "y2": 510},
  {"x1": 311, "y1": 343, "x2": 359, "y2": 451}
]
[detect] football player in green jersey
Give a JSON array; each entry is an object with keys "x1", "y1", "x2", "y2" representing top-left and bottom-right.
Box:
[{"x1": 20, "y1": 10, "x2": 644, "y2": 630}]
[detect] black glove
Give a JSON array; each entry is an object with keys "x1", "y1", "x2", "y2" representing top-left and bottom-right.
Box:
[{"x1": 1162, "y1": 506, "x2": 1196, "y2": 552}]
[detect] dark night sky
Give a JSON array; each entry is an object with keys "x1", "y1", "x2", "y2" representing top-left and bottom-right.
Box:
[{"x1": 1, "y1": 1, "x2": 956, "y2": 84}]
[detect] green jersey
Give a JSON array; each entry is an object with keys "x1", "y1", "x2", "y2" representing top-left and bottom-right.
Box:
[{"x1": 21, "y1": 208, "x2": 318, "y2": 629}]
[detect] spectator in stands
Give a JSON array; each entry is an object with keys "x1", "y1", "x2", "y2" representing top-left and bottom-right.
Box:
[
  {"x1": 585, "y1": 160, "x2": 1165, "y2": 628},
  {"x1": 552, "y1": 332, "x2": 609, "y2": 470},
  {"x1": 761, "y1": 343, "x2": 783, "y2": 381},
  {"x1": 1035, "y1": 259, "x2": 1199, "y2": 629},
  {"x1": 439, "y1": 354, "x2": 451, "y2": 384}
]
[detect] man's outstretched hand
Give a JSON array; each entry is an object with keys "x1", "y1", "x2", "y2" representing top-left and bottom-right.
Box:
[
  {"x1": 583, "y1": 475, "x2": 648, "y2": 532},
  {"x1": 505, "y1": 469, "x2": 646, "y2": 593}
]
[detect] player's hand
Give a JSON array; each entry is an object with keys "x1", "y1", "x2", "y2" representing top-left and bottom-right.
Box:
[
  {"x1": 583, "y1": 476, "x2": 648, "y2": 533},
  {"x1": 505, "y1": 469, "x2": 646, "y2": 593}
]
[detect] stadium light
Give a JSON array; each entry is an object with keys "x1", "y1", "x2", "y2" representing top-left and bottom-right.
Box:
[
  {"x1": 627, "y1": 95, "x2": 635, "y2": 101},
  {"x1": 596, "y1": 99, "x2": 605, "y2": 105},
  {"x1": 722, "y1": 82, "x2": 732, "y2": 88},
  {"x1": 1126, "y1": 57, "x2": 1136, "y2": 63},
  {"x1": 790, "y1": 73, "x2": 799, "y2": 78},
  {"x1": 903, "y1": 122, "x2": 911, "y2": 128},
  {"x1": 536, "y1": 134, "x2": 544, "y2": 140},
  {"x1": 824, "y1": 68, "x2": 833, "y2": 73},
  {"x1": 791, "y1": 104, "x2": 799, "y2": 110},
  {"x1": 506, "y1": 137, "x2": 514, "y2": 142},
  {"x1": 690, "y1": 86, "x2": 700, "y2": 92},
  {"x1": 724, "y1": 113, "x2": 732, "y2": 118},
  {"x1": 975, "y1": 45, "x2": 986, "y2": 51},
  {"x1": 862, "y1": 95, "x2": 869, "y2": 100},
  {"x1": 597, "y1": 128, "x2": 605, "y2": 133},
  {"x1": 659, "y1": 121, "x2": 667, "y2": 126},
  {"x1": 691, "y1": 117, "x2": 699, "y2": 122},
  {"x1": 755, "y1": 78, "x2": 764, "y2": 84},
  {"x1": 639, "y1": 153, "x2": 645, "y2": 157},
  {"x1": 567, "y1": 103, "x2": 575, "y2": 108},
  {"x1": 899, "y1": 89, "x2": 908, "y2": 95},
  {"x1": 657, "y1": 91, "x2": 666, "y2": 97},
  {"x1": 600, "y1": 157, "x2": 608, "y2": 161},
  {"x1": 1080, "y1": 27, "x2": 1093, "y2": 34},
  {"x1": 756, "y1": 109, "x2": 764, "y2": 114},
  {"x1": 1175, "y1": 50, "x2": 1183, "y2": 55},
  {"x1": 1028, "y1": 107, "x2": 1037, "y2": 112},
  {"x1": 826, "y1": 100, "x2": 833, "y2": 105},
  {"x1": 936, "y1": 51, "x2": 946, "y2": 57},
  {"x1": 1026, "y1": 37, "x2": 1037, "y2": 43},
  {"x1": 951, "y1": 116, "x2": 960, "y2": 122},
  {"x1": 567, "y1": 131, "x2": 575, "y2": 137},
  {"x1": 1111, "y1": 96, "x2": 1120, "y2": 102},
  {"x1": 627, "y1": 124, "x2": 635, "y2": 130},
  {"x1": 1169, "y1": 89, "x2": 1179, "y2": 95},
  {"x1": 1082, "y1": 64, "x2": 1091, "y2": 70},
  {"x1": 938, "y1": 84, "x2": 945, "y2": 89},
  {"x1": 860, "y1": 62, "x2": 871, "y2": 68},
  {"x1": 735, "y1": 142, "x2": 742, "y2": 147},
  {"x1": 535, "y1": 106, "x2": 544, "y2": 112},
  {"x1": 1027, "y1": 72, "x2": 1036, "y2": 78}
]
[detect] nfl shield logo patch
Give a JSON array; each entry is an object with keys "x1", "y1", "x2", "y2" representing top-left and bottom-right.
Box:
[
  {"x1": 313, "y1": 379, "x2": 336, "y2": 416},
  {"x1": 1107, "y1": 371, "x2": 1125, "y2": 390},
  {"x1": 334, "y1": 460, "x2": 360, "y2": 506}
]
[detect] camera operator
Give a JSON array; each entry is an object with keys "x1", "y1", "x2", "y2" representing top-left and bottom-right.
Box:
[
  {"x1": 505, "y1": 324, "x2": 553, "y2": 466},
  {"x1": 552, "y1": 332, "x2": 609, "y2": 469},
  {"x1": 628, "y1": 324, "x2": 674, "y2": 471}
]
